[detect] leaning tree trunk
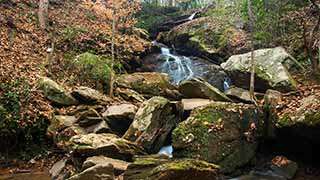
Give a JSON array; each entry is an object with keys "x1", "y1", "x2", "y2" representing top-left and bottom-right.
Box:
[{"x1": 38, "y1": 0, "x2": 49, "y2": 30}]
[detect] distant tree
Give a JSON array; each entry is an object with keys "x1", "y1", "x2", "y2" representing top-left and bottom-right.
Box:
[{"x1": 84, "y1": 0, "x2": 141, "y2": 96}]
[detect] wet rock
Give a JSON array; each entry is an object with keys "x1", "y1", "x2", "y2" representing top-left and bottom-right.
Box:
[
  {"x1": 123, "y1": 97, "x2": 180, "y2": 153},
  {"x1": 172, "y1": 102, "x2": 263, "y2": 173},
  {"x1": 115, "y1": 88, "x2": 145, "y2": 103},
  {"x1": 178, "y1": 78, "x2": 231, "y2": 102},
  {"x1": 38, "y1": 77, "x2": 78, "y2": 106},
  {"x1": 68, "y1": 133, "x2": 146, "y2": 161},
  {"x1": 102, "y1": 104, "x2": 137, "y2": 135},
  {"x1": 225, "y1": 87, "x2": 264, "y2": 104},
  {"x1": 83, "y1": 156, "x2": 129, "y2": 175},
  {"x1": 68, "y1": 163, "x2": 114, "y2": 180},
  {"x1": 71, "y1": 86, "x2": 111, "y2": 104},
  {"x1": 116, "y1": 72, "x2": 179, "y2": 99},
  {"x1": 123, "y1": 155, "x2": 221, "y2": 180},
  {"x1": 221, "y1": 47, "x2": 297, "y2": 92}
]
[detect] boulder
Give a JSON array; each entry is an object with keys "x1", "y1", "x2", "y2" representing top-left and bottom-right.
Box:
[
  {"x1": 38, "y1": 77, "x2": 78, "y2": 105},
  {"x1": 123, "y1": 155, "x2": 221, "y2": 180},
  {"x1": 102, "y1": 104, "x2": 138, "y2": 135},
  {"x1": 85, "y1": 120, "x2": 112, "y2": 134},
  {"x1": 181, "y1": 99, "x2": 213, "y2": 111},
  {"x1": 116, "y1": 72, "x2": 179, "y2": 99},
  {"x1": 56, "y1": 125, "x2": 86, "y2": 149},
  {"x1": 270, "y1": 156, "x2": 298, "y2": 179},
  {"x1": 278, "y1": 95, "x2": 320, "y2": 141},
  {"x1": 50, "y1": 158, "x2": 68, "y2": 179},
  {"x1": 83, "y1": 156, "x2": 129, "y2": 175},
  {"x1": 159, "y1": 17, "x2": 249, "y2": 63},
  {"x1": 67, "y1": 163, "x2": 114, "y2": 180},
  {"x1": 71, "y1": 86, "x2": 111, "y2": 104},
  {"x1": 178, "y1": 78, "x2": 231, "y2": 102},
  {"x1": 68, "y1": 133, "x2": 146, "y2": 161},
  {"x1": 123, "y1": 97, "x2": 180, "y2": 153},
  {"x1": 172, "y1": 102, "x2": 263, "y2": 173},
  {"x1": 263, "y1": 89, "x2": 282, "y2": 138},
  {"x1": 47, "y1": 115, "x2": 78, "y2": 137},
  {"x1": 221, "y1": 47, "x2": 297, "y2": 92},
  {"x1": 225, "y1": 87, "x2": 264, "y2": 104},
  {"x1": 115, "y1": 88, "x2": 145, "y2": 103}
]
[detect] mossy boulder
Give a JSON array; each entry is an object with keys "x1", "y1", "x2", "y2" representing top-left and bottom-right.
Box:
[
  {"x1": 123, "y1": 155, "x2": 221, "y2": 180},
  {"x1": 123, "y1": 97, "x2": 180, "y2": 153},
  {"x1": 38, "y1": 77, "x2": 78, "y2": 106},
  {"x1": 158, "y1": 17, "x2": 249, "y2": 63},
  {"x1": 116, "y1": 72, "x2": 180, "y2": 99},
  {"x1": 68, "y1": 133, "x2": 146, "y2": 161},
  {"x1": 172, "y1": 102, "x2": 263, "y2": 173},
  {"x1": 178, "y1": 78, "x2": 231, "y2": 102},
  {"x1": 221, "y1": 47, "x2": 297, "y2": 93},
  {"x1": 278, "y1": 95, "x2": 320, "y2": 142}
]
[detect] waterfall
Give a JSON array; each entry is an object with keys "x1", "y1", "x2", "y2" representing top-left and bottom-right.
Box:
[
  {"x1": 158, "y1": 47, "x2": 194, "y2": 84},
  {"x1": 188, "y1": 12, "x2": 197, "y2": 20}
]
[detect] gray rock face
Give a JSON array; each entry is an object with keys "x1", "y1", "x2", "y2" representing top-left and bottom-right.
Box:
[
  {"x1": 116, "y1": 88, "x2": 146, "y2": 103},
  {"x1": 38, "y1": 77, "x2": 78, "y2": 105},
  {"x1": 50, "y1": 158, "x2": 68, "y2": 179},
  {"x1": 172, "y1": 102, "x2": 263, "y2": 173},
  {"x1": 225, "y1": 87, "x2": 264, "y2": 104},
  {"x1": 181, "y1": 99, "x2": 213, "y2": 111},
  {"x1": 116, "y1": 72, "x2": 179, "y2": 99},
  {"x1": 123, "y1": 97, "x2": 180, "y2": 153},
  {"x1": 221, "y1": 47, "x2": 297, "y2": 92},
  {"x1": 83, "y1": 156, "x2": 129, "y2": 176},
  {"x1": 103, "y1": 104, "x2": 138, "y2": 135},
  {"x1": 123, "y1": 155, "x2": 221, "y2": 180},
  {"x1": 72, "y1": 86, "x2": 111, "y2": 104},
  {"x1": 68, "y1": 163, "x2": 114, "y2": 180},
  {"x1": 178, "y1": 78, "x2": 231, "y2": 102},
  {"x1": 68, "y1": 133, "x2": 146, "y2": 161},
  {"x1": 85, "y1": 120, "x2": 112, "y2": 134}
]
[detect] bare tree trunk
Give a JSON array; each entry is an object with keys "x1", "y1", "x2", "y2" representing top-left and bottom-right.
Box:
[
  {"x1": 38, "y1": 0, "x2": 49, "y2": 30},
  {"x1": 247, "y1": 0, "x2": 257, "y2": 104},
  {"x1": 308, "y1": 0, "x2": 320, "y2": 73},
  {"x1": 109, "y1": 7, "x2": 116, "y2": 97}
]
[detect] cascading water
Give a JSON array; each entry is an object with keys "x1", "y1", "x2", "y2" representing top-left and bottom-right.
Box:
[
  {"x1": 146, "y1": 42, "x2": 230, "y2": 91},
  {"x1": 158, "y1": 47, "x2": 194, "y2": 85}
]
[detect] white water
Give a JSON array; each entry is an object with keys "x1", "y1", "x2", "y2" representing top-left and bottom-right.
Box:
[{"x1": 158, "y1": 47, "x2": 194, "y2": 84}]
